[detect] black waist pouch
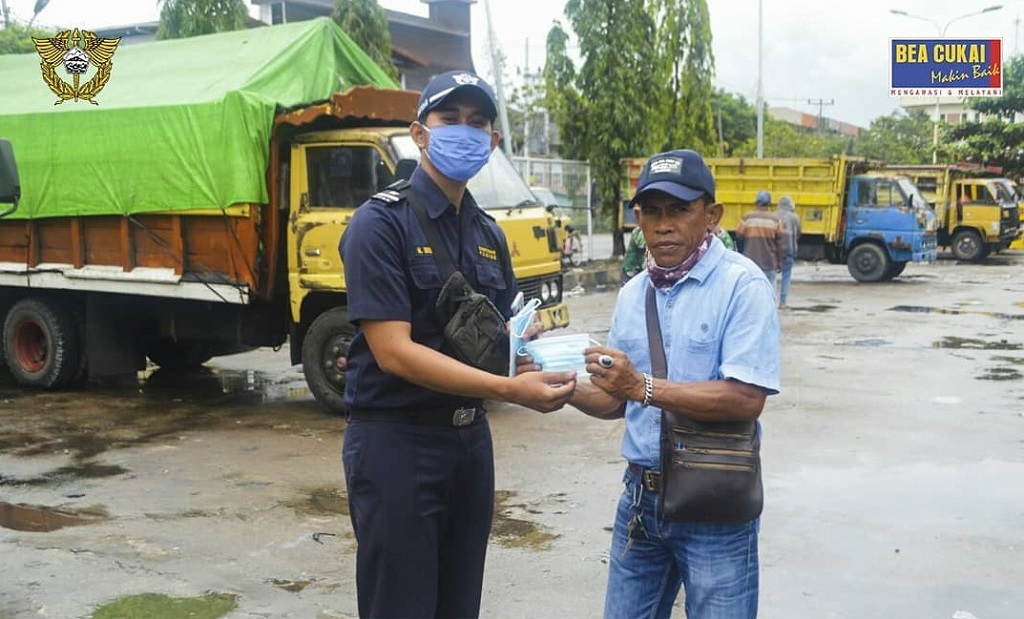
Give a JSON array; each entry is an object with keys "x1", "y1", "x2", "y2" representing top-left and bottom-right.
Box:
[
  {"x1": 436, "y1": 271, "x2": 509, "y2": 376},
  {"x1": 658, "y1": 411, "x2": 763, "y2": 523}
]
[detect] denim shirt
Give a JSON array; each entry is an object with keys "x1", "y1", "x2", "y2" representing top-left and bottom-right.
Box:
[{"x1": 607, "y1": 238, "x2": 781, "y2": 468}]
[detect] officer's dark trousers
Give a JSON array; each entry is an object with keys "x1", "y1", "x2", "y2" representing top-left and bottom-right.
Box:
[{"x1": 342, "y1": 416, "x2": 495, "y2": 618}]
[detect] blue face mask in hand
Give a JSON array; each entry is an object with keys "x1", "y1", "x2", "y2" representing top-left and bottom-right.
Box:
[
  {"x1": 423, "y1": 124, "x2": 493, "y2": 181},
  {"x1": 520, "y1": 333, "x2": 592, "y2": 375}
]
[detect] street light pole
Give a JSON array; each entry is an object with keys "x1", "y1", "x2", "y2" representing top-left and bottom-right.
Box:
[{"x1": 890, "y1": 5, "x2": 1004, "y2": 164}]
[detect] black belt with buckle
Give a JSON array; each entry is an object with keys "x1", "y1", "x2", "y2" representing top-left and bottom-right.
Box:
[
  {"x1": 346, "y1": 405, "x2": 484, "y2": 427},
  {"x1": 628, "y1": 463, "x2": 661, "y2": 493}
]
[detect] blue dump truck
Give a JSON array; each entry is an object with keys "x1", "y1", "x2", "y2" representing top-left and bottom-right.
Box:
[{"x1": 622, "y1": 155, "x2": 939, "y2": 282}]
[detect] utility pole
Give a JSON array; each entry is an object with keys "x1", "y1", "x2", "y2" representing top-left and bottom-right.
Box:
[
  {"x1": 1015, "y1": 14, "x2": 1021, "y2": 55},
  {"x1": 756, "y1": 0, "x2": 764, "y2": 158},
  {"x1": 1, "y1": 0, "x2": 11, "y2": 27},
  {"x1": 807, "y1": 98, "x2": 835, "y2": 133},
  {"x1": 483, "y1": 0, "x2": 512, "y2": 156}
]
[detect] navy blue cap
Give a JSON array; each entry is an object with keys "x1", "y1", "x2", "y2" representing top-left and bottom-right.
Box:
[
  {"x1": 417, "y1": 70, "x2": 498, "y2": 122},
  {"x1": 631, "y1": 149, "x2": 715, "y2": 206}
]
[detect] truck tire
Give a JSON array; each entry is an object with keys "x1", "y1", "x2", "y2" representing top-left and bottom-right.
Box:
[
  {"x1": 951, "y1": 230, "x2": 985, "y2": 261},
  {"x1": 883, "y1": 260, "x2": 908, "y2": 280},
  {"x1": 302, "y1": 307, "x2": 355, "y2": 415},
  {"x1": 847, "y1": 243, "x2": 890, "y2": 283},
  {"x1": 145, "y1": 339, "x2": 212, "y2": 371},
  {"x1": 3, "y1": 298, "x2": 82, "y2": 389}
]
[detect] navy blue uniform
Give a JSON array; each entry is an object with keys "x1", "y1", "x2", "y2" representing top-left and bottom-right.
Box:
[{"x1": 339, "y1": 165, "x2": 517, "y2": 618}]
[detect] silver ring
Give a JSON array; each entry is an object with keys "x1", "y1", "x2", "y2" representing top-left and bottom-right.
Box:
[{"x1": 598, "y1": 354, "x2": 614, "y2": 369}]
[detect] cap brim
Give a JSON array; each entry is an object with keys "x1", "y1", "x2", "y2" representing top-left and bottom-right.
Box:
[
  {"x1": 420, "y1": 85, "x2": 498, "y2": 122},
  {"x1": 630, "y1": 181, "x2": 704, "y2": 206}
]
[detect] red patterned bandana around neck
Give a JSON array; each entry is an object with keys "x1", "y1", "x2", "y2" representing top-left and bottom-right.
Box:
[{"x1": 647, "y1": 230, "x2": 714, "y2": 289}]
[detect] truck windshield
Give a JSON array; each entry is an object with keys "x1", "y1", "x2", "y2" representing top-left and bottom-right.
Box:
[
  {"x1": 897, "y1": 178, "x2": 929, "y2": 210},
  {"x1": 992, "y1": 181, "x2": 1015, "y2": 203},
  {"x1": 390, "y1": 135, "x2": 540, "y2": 209}
]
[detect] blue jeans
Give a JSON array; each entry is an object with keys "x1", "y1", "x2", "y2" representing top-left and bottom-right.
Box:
[
  {"x1": 603, "y1": 466, "x2": 760, "y2": 619},
  {"x1": 779, "y1": 254, "x2": 795, "y2": 305}
]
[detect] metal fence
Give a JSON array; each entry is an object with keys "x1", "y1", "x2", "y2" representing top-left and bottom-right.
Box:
[{"x1": 511, "y1": 157, "x2": 595, "y2": 261}]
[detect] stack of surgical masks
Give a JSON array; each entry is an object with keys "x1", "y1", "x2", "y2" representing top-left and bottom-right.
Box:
[{"x1": 508, "y1": 297, "x2": 593, "y2": 376}]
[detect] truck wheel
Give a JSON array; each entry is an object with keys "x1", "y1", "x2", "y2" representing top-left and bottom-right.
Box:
[
  {"x1": 3, "y1": 298, "x2": 82, "y2": 388},
  {"x1": 302, "y1": 307, "x2": 355, "y2": 415},
  {"x1": 145, "y1": 339, "x2": 212, "y2": 371},
  {"x1": 884, "y1": 260, "x2": 908, "y2": 280},
  {"x1": 847, "y1": 243, "x2": 890, "y2": 283},
  {"x1": 951, "y1": 230, "x2": 985, "y2": 261}
]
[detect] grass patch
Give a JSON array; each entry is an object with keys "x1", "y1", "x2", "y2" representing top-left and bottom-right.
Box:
[{"x1": 89, "y1": 593, "x2": 237, "y2": 619}]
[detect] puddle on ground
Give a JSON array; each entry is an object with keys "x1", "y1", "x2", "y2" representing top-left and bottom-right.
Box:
[
  {"x1": 286, "y1": 485, "x2": 348, "y2": 517},
  {"x1": 932, "y1": 337, "x2": 1022, "y2": 351},
  {"x1": 834, "y1": 338, "x2": 890, "y2": 348},
  {"x1": 890, "y1": 305, "x2": 1024, "y2": 320},
  {"x1": 0, "y1": 501, "x2": 108, "y2": 532},
  {"x1": 977, "y1": 367, "x2": 1024, "y2": 381},
  {"x1": 267, "y1": 578, "x2": 312, "y2": 593},
  {"x1": 492, "y1": 489, "x2": 558, "y2": 550},
  {"x1": 89, "y1": 593, "x2": 237, "y2": 619},
  {"x1": 788, "y1": 304, "x2": 838, "y2": 313},
  {"x1": 0, "y1": 462, "x2": 128, "y2": 487}
]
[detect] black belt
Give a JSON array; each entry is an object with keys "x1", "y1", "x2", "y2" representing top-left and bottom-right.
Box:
[
  {"x1": 346, "y1": 405, "x2": 484, "y2": 427},
  {"x1": 628, "y1": 463, "x2": 661, "y2": 493}
]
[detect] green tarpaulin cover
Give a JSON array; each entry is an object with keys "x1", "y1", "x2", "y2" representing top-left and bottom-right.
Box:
[{"x1": 0, "y1": 17, "x2": 397, "y2": 219}]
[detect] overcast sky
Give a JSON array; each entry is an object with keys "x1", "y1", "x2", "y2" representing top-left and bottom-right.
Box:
[{"x1": 5, "y1": 0, "x2": 1021, "y2": 127}]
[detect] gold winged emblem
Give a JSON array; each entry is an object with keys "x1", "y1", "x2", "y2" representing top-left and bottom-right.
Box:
[{"x1": 32, "y1": 29, "x2": 121, "y2": 105}]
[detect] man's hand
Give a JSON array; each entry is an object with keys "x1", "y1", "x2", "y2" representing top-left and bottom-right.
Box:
[{"x1": 584, "y1": 345, "x2": 645, "y2": 403}]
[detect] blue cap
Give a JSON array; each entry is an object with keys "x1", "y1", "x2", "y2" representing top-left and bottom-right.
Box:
[
  {"x1": 417, "y1": 70, "x2": 498, "y2": 123},
  {"x1": 755, "y1": 190, "x2": 771, "y2": 206},
  {"x1": 631, "y1": 149, "x2": 715, "y2": 206}
]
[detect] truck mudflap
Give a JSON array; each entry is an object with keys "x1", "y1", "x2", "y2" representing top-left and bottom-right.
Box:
[{"x1": 536, "y1": 303, "x2": 570, "y2": 332}]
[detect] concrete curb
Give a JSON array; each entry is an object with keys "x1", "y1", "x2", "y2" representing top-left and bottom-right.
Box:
[{"x1": 562, "y1": 259, "x2": 623, "y2": 296}]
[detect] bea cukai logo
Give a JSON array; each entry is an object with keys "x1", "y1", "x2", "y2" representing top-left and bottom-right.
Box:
[
  {"x1": 31, "y1": 29, "x2": 121, "y2": 105},
  {"x1": 890, "y1": 38, "x2": 1002, "y2": 96}
]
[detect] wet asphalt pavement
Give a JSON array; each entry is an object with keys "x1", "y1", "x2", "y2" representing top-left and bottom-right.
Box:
[{"x1": 1, "y1": 252, "x2": 1023, "y2": 619}]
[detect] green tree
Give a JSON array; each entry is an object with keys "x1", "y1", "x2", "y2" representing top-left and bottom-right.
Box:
[
  {"x1": 711, "y1": 88, "x2": 756, "y2": 156},
  {"x1": 156, "y1": 0, "x2": 248, "y2": 40},
  {"x1": 547, "y1": 1, "x2": 661, "y2": 252},
  {"x1": 0, "y1": 23, "x2": 55, "y2": 55},
  {"x1": 652, "y1": 0, "x2": 715, "y2": 153},
  {"x1": 734, "y1": 117, "x2": 849, "y2": 159},
  {"x1": 854, "y1": 109, "x2": 932, "y2": 164},
  {"x1": 331, "y1": 0, "x2": 398, "y2": 81},
  {"x1": 949, "y1": 55, "x2": 1024, "y2": 178}
]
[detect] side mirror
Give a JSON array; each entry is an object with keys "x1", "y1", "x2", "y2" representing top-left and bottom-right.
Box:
[{"x1": 0, "y1": 139, "x2": 21, "y2": 218}]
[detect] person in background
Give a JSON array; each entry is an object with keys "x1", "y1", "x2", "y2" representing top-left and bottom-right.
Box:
[
  {"x1": 620, "y1": 226, "x2": 647, "y2": 285},
  {"x1": 735, "y1": 189, "x2": 784, "y2": 299},
  {"x1": 550, "y1": 149, "x2": 780, "y2": 619},
  {"x1": 776, "y1": 195, "x2": 801, "y2": 307},
  {"x1": 338, "y1": 70, "x2": 576, "y2": 619},
  {"x1": 713, "y1": 223, "x2": 735, "y2": 251}
]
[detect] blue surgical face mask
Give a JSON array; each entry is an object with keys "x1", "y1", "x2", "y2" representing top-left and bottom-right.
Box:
[
  {"x1": 423, "y1": 124, "x2": 493, "y2": 181},
  {"x1": 520, "y1": 333, "x2": 592, "y2": 374}
]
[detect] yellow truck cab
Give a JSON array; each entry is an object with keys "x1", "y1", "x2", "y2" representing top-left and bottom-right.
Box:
[{"x1": 882, "y1": 164, "x2": 1021, "y2": 261}]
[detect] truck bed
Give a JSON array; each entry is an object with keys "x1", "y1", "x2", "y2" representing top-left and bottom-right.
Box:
[{"x1": 0, "y1": 207, "x2": 264, "y2": 304}]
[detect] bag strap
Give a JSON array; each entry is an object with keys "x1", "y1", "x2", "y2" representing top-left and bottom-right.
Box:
[
  {"x1": 645, "y1": 284, "x2": 668, "y2": 380},
  {"x1": 406, "y1": 188, "x2": 458, "y2": 280}
]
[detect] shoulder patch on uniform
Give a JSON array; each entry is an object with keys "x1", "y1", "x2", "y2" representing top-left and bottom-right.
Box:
[
  {"x1": 371, "y1": 189, "x2": 404, "y2": 204},
  {"x1": 479, "y1": 209, "x2": 496, "y2": 222}
]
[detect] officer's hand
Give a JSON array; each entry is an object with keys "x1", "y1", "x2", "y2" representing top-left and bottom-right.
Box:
[
  {"x1": 585, "y1": 346, "x2": 644, "y2": 402},
  {"x1": 514, "y1": 352, "x2": 540, "y2": 375},
  {"x1": 510, "y1": 370, "x2": 577, "y2": 413},
  {"x1": 521, "y1": 316, "x2": 545, "y2": 341}
]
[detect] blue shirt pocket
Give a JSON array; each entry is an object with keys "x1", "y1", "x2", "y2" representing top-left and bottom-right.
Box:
[
  {"x1": 409, "y1": 257, "x2": 443, "y2": 291},
  {"x1": 674, "y1": 334, "x2": 718, "y2": 382},
  {"x1": 474, "y1": 258, "x2": 507, "y2": 293}
]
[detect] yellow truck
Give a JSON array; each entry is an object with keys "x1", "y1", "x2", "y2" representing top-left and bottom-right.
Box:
[
  {"x1": 621, "y1": 156, "x2": 938, "y2": 282},
  {"x1": 880, "y1": 164, "x2": 1021, "y2": 261},
  {"x1": 0, "y1": 19, "x2": 568, "y2": 413}
]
